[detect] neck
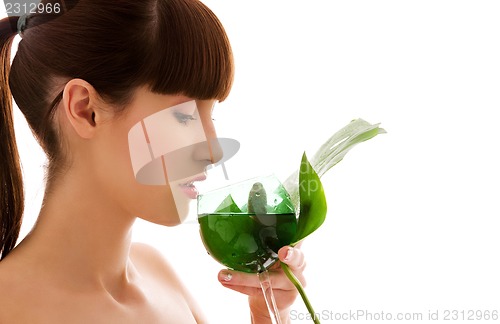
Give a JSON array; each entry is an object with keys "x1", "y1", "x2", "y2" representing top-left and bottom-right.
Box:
[{"x1": 18, "y1": 168, "x2": 137, "y2": 292}]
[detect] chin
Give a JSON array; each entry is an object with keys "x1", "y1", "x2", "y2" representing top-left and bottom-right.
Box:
[
  {"x1": 133, "y1": 180, "x2": 195, "y2": 226},
  {"x1": 137, "y1": 206, "x2": 188, "y2": 227}
]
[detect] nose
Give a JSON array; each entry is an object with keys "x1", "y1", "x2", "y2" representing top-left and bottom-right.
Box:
[
  {"x1": 194, "y1": 100, "x2": 223, "y2": 165},
  {"x1": 207, "y1": 136, "x2": 223, "y2": 164},
  {"x1": 194, "y1": 126, "x2": 223, "y2": 165}
]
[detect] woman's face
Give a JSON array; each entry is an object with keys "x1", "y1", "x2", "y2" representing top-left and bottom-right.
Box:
[{"x1": 92, "y1": 87, "x2": 221, "y2": 226}]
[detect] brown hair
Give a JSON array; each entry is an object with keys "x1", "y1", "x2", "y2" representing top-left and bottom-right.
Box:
[{"x1": 0, "y1": 0, "x2": 234, "y2": 260}]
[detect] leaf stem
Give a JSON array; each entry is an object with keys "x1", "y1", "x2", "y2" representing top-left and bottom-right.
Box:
[{"x1": 280, "y1": 263, "x2": 320, "y2": 324}]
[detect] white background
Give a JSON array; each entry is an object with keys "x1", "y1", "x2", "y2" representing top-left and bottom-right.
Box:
[{"x1": 3, "y1": 1, "x2": 500, "y2": 323}]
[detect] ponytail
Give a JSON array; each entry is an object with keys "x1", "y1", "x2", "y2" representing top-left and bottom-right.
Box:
[{"x1": 0, "y1": 16, "x2": 24, "y2": 260}]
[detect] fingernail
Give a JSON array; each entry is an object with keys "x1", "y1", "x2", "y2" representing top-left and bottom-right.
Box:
[
  {"x1": 284, "y1": 248, "x2": 293, "y2": 261},
  {"x1": 221, "y1": 271, "x2": 232, "y2": 282}
]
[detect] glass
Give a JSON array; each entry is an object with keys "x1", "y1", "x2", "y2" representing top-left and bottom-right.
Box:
[{"x1": 197, "y1": 175, "x2": 297, "y2": 323}]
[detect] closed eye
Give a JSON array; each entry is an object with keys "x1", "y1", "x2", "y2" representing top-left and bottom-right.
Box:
[{"x1": 174, "y1": 111, "x2": 197, "y2": 125}]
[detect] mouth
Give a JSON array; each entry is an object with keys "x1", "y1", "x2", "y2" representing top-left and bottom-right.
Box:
[{"x1": 178, "y1": 174, "x2": 207, "y2": 199}]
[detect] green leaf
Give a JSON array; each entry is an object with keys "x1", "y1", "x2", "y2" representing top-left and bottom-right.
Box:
[
  {"x1": 311, "y1": 119, "x2": 385, "y2": 178},
  {"x1": 283, "y1": 118, "x2": 385, "y2": 211},
  {"x1": 291, "y1": 152, "x2": 327, "y2": 245},
  {"x1": 215, "y1": 194, "x2": 242, "y2": 213}
]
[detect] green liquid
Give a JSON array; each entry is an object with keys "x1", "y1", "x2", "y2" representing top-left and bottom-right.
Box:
[{"x1": 198, "y1": 213, "x2": 297, "y2": 273}]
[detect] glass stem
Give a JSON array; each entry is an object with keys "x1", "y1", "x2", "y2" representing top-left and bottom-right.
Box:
[
  {"x1": 280, "y1": 263, "x2": 321, "y2": 324},
  {"x1": 258, "y1": 269, "x2": 282, "y2": 324}
]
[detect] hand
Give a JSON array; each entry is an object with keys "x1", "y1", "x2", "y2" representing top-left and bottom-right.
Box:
[{"x1": 218, "y1": 245, "x2": 306, "y2": 323}]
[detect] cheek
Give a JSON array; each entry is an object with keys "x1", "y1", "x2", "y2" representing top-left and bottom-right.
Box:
[
  {"x1": 91, "y1": 125, "x2": 139, "y2": 200},
  {"x1": 114, "y1": 130, "x2": 191, "y2": 225},
  {"x1": 129, "y1": 184, "x2": 187, "y2": 226},
  {"x1": 100, "y1": 133, "x2": 136, "y2": 185},
  {"x1": 98, "y1": 116, "x2": 200, "y2": 224}
]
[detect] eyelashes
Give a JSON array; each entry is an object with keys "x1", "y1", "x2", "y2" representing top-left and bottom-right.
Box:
[
  {"x1": 174, "y1": 111, "x2": 197, "y2": 125},
  {"x1": 173, "y1": 109, "x2": 216, "y2": 125}
]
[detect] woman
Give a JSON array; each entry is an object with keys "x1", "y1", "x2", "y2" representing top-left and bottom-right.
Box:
[{"x1": 0, "y1": 0, "x2": 306, "y2": 323}]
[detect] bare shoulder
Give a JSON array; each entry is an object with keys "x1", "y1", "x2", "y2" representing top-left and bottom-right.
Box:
[
  {"x1": 130, "y1": 243, "x2": 174, "y2": 275},
  {"x1": 129, "y1": 242, "x2": 188, "y2": 293},
  {"x1": 129, "y1": 243, "x2": 208, "y2": 323},
  {"x1": 130, "y1": 242, "x2": 183, "y2": 286}
]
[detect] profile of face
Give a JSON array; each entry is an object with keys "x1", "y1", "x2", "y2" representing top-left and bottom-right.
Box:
[
  {"x1": 81, "y1": 87, "x2": 222, "y2": 226},
  {"x1": 5, "y1": 0, "x2": 234, "y2": 245},
  {"x1": 128, "y1": 94, "x2": 223, "y2": 224}
]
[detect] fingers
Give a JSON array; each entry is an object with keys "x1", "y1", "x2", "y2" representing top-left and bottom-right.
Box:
[
  {"x1": 278, "y1": 246, "x2": 306, "y2": 271},
  {"x1": 219, "y1": 282, "x2": 262, "y2": 296},
  {"x1": 217, "y1": 246, "x2": 306, "y2": 292},
  {"x1": 218, "y1": 269, "x2": 296, "y2": 291},
  {"x1": 218, "y1": 245, "x2": 307, "y2": 315}
]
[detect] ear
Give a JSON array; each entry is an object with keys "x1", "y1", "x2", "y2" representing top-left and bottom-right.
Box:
[{"x1": 62, "y1": 79, "x2": 99, "y2": 139}]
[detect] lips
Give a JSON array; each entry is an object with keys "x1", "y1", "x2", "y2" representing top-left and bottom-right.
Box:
[{"x1": 178, "y1": 174, "x2": 207, "y2": 199}]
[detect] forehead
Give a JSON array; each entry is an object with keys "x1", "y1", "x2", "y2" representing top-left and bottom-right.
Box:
[
  {"x1": 128, "y1": 87, "x2": 192, "y2": 117},
  {"x1": 125, "y1": 87, "x2": 216, "y2": 120}
]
